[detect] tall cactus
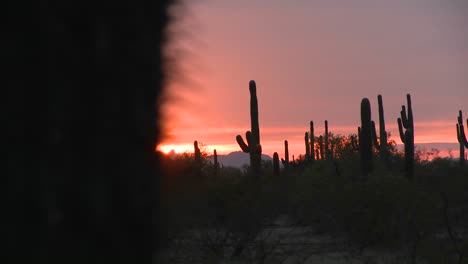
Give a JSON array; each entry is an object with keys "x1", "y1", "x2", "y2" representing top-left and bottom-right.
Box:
[
  {"x1": 194, "y1": 140, "x2": 202, "y2": 175},
  {"x1": 236, "y1": 80, "x2": 262, "y2": 176},
  {"x1": 310, "y1": 121, "x2": 315, "y2": 163},
  {"x1": 273, "y1": 152, "x2": 280, "y2": 176},
  {"x1": 324, "y1": 120, "x2": 329, "y2": 160},
  {"x1": 281, "y1": 140, "x2": 290, "y2": 169},
  {"x1": 194, "y1": 140, "x2": 201, "y2": 163},
  {"x1": 456, "y1": 110, "x2": 468, "y2": 165},
  {"x1": 305, "y1": 132, "x2": 311, "y2": 160},
  {"x1": 397, "y1": 94, "x2": 414, "y2": 180},
  {"x1": 372, "y1": 94, "x2": 388, "y2": 163},
  {"x1": 213, "y1": 149, "x2": 219, "y2": 176},
  {"x1": 360, "y1": 98, "x2": 373, "y2": 179}
]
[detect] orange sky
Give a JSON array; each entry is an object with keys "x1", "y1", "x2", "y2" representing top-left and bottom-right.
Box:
[
  {"x1": 158, "y1": 0, "x2": 468, "y2": 158},
  {"x1": 157, "y1": 121, "x2": 459, "y2": 158}
]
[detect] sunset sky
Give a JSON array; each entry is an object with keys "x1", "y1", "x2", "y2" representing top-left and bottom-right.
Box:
[{"x1": 159, "y1": 0, "x2": 468, "y2": 158}]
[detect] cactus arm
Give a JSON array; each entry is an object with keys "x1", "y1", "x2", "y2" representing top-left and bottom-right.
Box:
[
  {"x1": 236, "y1": 135, "x2": 250, "y2": 153},
  {"x1": 398, "y1": 118, "x2": 406, "y2": 144},
  {"x1": 305, "y1": 132, "x2": 310, "y2": 159},
  {"x1": 407, "y1": 94, "x2": 413, "y2": 128},
  {"x1": 457, "y1": 112, "x2": 468, "y2": 148},
  {"x1": 400, "y1": 106, "x2": 408, "y2": 128},
  {"x1": 456, "y1": 123, "x2": 468, "y2": 148}
]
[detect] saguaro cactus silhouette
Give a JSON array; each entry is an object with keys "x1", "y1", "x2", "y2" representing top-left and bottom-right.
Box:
[
  {"x1": 282, "y1": 140, "x2": 290, "y2": 169},
  {"x1": 213, "y1": 149, "x2": 219, "y2": 176},
  {"x1": 360, "y1": 98, "x2": 373, "y2": 178},
  {"x1": 310, "y1": 121, "x2": 315, "y2": 162},
  {"x1": 325, "y1": 120, "x2": 330, "y2": 160},
  {"x1": 305, "y1": 132, "x2": 311, "y2": 160},
  {"x1": 194, "y1": 141, "x2": 201, "y2": 163},
  {"x1": 397, "y1": 94, "x2": 415, "y2": 180},
  {"x1": 194, "y1": 140, "x2": 202, "y2": 175},
  {"x1": 456, "y1": 110, "x2": 468, "y2": 165},
  {"x1": 273, "y1": 152, "x2": 280, "y2": 176},
  {"x1": 371, "y1": 95, "x2": 388, "y2": 163},
  {"x1": 236, "y1": 80, "x2": 262, "y2": 176}
]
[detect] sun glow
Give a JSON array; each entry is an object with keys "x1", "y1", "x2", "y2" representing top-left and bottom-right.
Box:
[
  {"x1": 157, "y1": 143, "x2": 240, "y2": 155},
  {"x1": 157, "y1": 144, "x2": 194, "y2": 154}
]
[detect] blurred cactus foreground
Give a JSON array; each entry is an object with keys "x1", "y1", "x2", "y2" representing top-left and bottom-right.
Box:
[{"x1": 6, "y1": 0, "x2": 177, "y2": 262}]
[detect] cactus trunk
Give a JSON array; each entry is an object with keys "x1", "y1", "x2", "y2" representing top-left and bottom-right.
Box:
[
  {"x1": 283, "y1": 140, "x2": 290, "y2": 169},
  {"x1": 325, "y1": 120, "x2": 329, "y2": 160},
  {"x1": 273, "y1": 152, "x2": 280, "y2": 176},
  {"x1": 397, "y1": 94, "x2": 415, "y2": 180},
  {"x1": 194, "y1": 140, "x2": 202, "y2": 175},
  {"x1": 360, "y1": 98, "x2": 373, "y2": 179},
  {"x1": 236, "y1": 80, "x2": 262, "y2": 176},
  {"x1": 377, "y1": 95, "x2": 388, "y2": 163},
  {"x1": 214, "y1": 149, "x2": 219, "y2": 176}
]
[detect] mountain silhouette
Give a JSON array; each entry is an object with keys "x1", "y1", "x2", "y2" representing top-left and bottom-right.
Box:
[{"x1": 207, "y1": 151, "x2": 272, "y2": 168}]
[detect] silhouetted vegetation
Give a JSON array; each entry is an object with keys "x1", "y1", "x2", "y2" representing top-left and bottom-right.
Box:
[
  {"x1": 158, "y1": 143, "x2": 468, "y2": 263},
  {"x1": 157, "y1": 82, "x2": 468, "y2": 263}
]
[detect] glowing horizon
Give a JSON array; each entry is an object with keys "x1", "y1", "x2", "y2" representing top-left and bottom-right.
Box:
[
  {"x1": 157, "y1": 120, "x2": 461, "y2": 157},
  {"x1": 160, "y1": 1, "x2": 468, "y2": 159}
]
